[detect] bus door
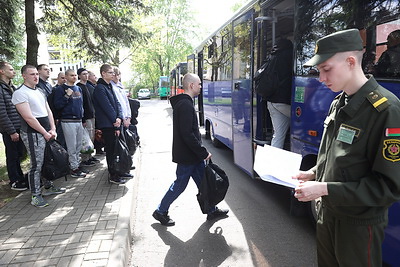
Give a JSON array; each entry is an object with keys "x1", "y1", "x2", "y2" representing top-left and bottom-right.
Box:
[{"x1": 232, "y1": 10, "x2": 254, "y2": 176}]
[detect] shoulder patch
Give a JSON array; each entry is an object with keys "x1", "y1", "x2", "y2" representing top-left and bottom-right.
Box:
[{"x1": 367, "y1": 90, "x2": 390, "y2": 112}]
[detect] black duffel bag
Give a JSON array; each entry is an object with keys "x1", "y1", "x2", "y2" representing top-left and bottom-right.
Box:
[
  {"x1": 124, "y1": 128, "x2": 137, "y2": 156},
  {"x1": 111, "y1": 134, "x2": 132, "y2": 174},
  {"x1": 197, "y1": 159, "x2": 229, "y2": 214}
]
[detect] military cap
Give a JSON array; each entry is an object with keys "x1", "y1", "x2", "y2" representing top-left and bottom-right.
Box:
[{"x1": 304, "y1": 29, "x2": 363, "y2": 67}]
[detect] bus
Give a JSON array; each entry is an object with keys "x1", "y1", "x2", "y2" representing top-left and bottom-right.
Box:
[
  {"x1": 159, "y1": 76, "x2": 170, "y2": 99},
  {"x1": 169, "y1": 62, "x2": 187, "y2": 97},
  {"x1": 187, "y1": 0, "x2": 400, "y2": 265}
]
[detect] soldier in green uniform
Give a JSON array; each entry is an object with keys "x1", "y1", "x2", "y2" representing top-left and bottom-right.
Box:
[{"x1": 293, "y1": 29, "x2": 400, "y2": 266}]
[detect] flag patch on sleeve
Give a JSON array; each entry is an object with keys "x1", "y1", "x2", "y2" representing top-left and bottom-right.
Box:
[{"x1": 385, "y1": 128, "x2": 400, "y2": 137}]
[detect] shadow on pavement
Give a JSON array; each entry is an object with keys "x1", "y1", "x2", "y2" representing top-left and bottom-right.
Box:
[{"x1": 151, "y1": 218, "x2": 232, "y2": 267}]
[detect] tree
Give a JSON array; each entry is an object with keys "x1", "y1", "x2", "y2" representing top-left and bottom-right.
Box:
[
  {"x1": 0, "y1": 0, "x2": 24, "y2": 60},
  {"x1": 2, "y1": 0, "x2": 148, "y2": 66},
  {"x1": 130, "y1": 0, "x2": 196, "y2": 89},
  {"x1": 39, "y1": 0, "x2": 149, "y2": 65}
]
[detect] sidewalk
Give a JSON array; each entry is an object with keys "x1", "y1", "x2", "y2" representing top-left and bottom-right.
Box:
[{"x1": 0, "y1": 152, "x2": 138, "y2": 266}]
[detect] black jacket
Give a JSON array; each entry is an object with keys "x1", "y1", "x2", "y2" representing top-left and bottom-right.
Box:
[
  {"x1": 265, "y1": 39, "x2": 293, "y2": 104},
  {"x1": 77, "y1": 82, "x2": 95, "y2": 120},
  {"x1": 93, "y1": 78, "x2": 122, "y2": 129},
  {"x1": 170, "y1": 94, "x2": 208, "y2": 164},
  {"x1": 0, "y1": 79, "x2": 20, "y2": 134},
  {"x1": 37, "y1": 78, "x2": 52, "y2": 98}
]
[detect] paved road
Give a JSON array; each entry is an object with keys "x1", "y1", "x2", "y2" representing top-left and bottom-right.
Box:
[{"x1": 130, "y1": 99, "x2": 317, "y2": 267}]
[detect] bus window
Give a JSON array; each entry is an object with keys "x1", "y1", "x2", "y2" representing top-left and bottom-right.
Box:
[
  {"x1": 295, "y1": 0, "x2": 400, "y2": 77},
  {"x1": 375, "y1": 24, "x2": 400, "y2": 78}
]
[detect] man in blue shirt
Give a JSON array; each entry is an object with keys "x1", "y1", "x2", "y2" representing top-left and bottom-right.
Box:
[{"x1": 54, "y1": 69, "x2": 86, "y2": 178}]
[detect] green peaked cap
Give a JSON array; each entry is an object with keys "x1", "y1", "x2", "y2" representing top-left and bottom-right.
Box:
[{"x1": 304, "y1": 29, "x2": 363, "y2": 67}]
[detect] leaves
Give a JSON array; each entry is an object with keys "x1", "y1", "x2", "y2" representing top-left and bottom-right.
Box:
[{"x1": 39, "y1": 0, "x2": 149, "y2": 64}]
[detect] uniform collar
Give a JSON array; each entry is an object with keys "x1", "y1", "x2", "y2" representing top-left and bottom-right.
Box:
[{"x1": 341, "y1": 75, "x2": 380, "y2": 117}]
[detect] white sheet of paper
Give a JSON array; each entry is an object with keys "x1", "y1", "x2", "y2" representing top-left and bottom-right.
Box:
[{"x1": 254, "y1": 145, "x2": 302, "y2": 188}]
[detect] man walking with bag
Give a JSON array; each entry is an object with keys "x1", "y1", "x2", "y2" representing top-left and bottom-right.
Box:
[{"x1": 152, "y1": 73, "x2": 228, "y2": 226}]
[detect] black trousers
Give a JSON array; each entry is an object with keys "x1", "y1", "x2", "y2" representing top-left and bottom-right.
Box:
[
  {"x1": 2, "y1": 130, "x2": 25, "y2": 184},
  {"x1": 101, "y1": 128, "x2": 117, "y2": 176}
]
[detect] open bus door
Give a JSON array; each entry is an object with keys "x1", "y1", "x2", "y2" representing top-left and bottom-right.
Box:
[{"x1": 231, "y1": 11, "x2": 254, "y2": 176}]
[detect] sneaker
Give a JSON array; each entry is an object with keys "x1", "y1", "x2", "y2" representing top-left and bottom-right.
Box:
[
  {"x1": 42, "y1": 186, "x2": 66, "y2": 196},
  {"x1": 70, "y1": 169, "x2": 87, "y2": 178},
  {"x1": 119, "y1": 173, "x2": 133, "y2": 179},
  {"x1": 10, "y1": 181, "x2": 28, "y2": 191},
  {"x1": 81, "y1": 160, "x2": 95, "y2": 166},
  {"x1": 109, "y1": 176, "x2": 126, "y2": 185},
  {"x1": 79, "y1": 167, "x2": 90, "y2": 174},
  {"x1": 207, "y1": 207, "x2": 229, "y2": 221},
  {"x1": 152, "y1": 210, "x2": 175, "y2": 226},
  {"x1": 31, "y1": 195, "x2": 49, "y2": 208},
  {"x1": 90, "y1": 157, "x2": 100, "y2": 163}
]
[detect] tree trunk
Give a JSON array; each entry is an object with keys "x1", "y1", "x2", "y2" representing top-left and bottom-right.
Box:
[{"x1": 25, "y1": 0, "x2": 39, "y2": 66}]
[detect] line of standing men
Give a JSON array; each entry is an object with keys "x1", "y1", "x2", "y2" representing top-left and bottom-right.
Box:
[{"x1": 0, "y1": 62, "x2": 138, "y2": 208}]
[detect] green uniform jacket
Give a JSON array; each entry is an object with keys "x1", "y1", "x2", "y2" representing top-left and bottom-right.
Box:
[{"x1": 316, "y1": 75, "x2": 400, "y2": 224}]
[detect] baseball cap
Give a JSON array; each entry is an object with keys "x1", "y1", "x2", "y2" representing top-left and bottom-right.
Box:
[
  {"x1": 77, "y1": 68, "x2": 87, "y2": 76},
  {"x1": 304, "y1": 29, "x2": 363, "y2": 67}
]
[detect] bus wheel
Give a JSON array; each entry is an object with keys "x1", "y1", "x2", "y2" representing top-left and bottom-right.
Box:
[
  {"x1": 205, "y1": 121, "x2": 211, "y2": 139},
  {"x1": 210, "y1": 124, "x2": 223, "y2": 147}
]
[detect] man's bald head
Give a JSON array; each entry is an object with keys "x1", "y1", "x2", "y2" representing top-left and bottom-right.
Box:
[{"x1": 182, "y1": 73, "x2": 200, "y2": 91}]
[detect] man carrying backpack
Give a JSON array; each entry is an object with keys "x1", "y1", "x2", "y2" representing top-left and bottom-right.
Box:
[
  {"x1": 12, "y1": 65, "x2": 66, "y2": 208},
  {"x1": 255, "y1": 39, "x2": 293, "y2": 148}
]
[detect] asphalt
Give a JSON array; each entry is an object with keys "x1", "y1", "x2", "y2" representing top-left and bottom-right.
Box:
[{"x1": 0, "y1": 151, "x2": 139, "y2": 267}]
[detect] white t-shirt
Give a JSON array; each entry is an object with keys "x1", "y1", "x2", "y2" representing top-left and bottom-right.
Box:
[{"x1": 12, "y1": 84, "x2": 48, "y2": 117}]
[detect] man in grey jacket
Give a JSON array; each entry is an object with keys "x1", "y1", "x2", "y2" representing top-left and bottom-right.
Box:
[{"x1": 0, "y1": 61, "x2": 27, "y2": 191}]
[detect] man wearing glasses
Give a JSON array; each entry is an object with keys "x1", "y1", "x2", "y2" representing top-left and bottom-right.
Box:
[{"x1": 93, "y1": 64, "x2": 126, "y2": 184}]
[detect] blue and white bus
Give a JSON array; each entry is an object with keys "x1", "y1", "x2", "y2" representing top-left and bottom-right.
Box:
[{"x1": 187, "y1": 0, "x2": 400, "y2": 265}]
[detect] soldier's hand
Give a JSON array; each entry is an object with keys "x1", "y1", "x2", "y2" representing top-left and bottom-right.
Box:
[
  {"x1": 294, "y1": 181, "x2": 328, "y2": 202},
  {"x1": 292, "y1": 169, "x2": 316, "y2": 182}
]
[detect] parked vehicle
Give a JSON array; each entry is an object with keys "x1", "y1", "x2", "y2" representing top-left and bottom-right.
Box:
[{"x1": 137, "y1": 88, "x2": 151, "y2": 100}]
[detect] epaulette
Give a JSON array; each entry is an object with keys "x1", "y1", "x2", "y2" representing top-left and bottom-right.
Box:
[{"x1": 367, "y1": 90, "x2": 390, "y2": 112}]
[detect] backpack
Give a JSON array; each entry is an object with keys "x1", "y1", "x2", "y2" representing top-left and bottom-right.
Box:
[
  {"x1": 42, "y1": 139, "x2": 70, "y2": 181},
  {"x1": 254, "y1": 54, "x2": 281, "y2": 99},
  {"x1": 112, "y1": 134, "x2": 133, "y2": 174},
  {"x1": 197, "y1": 159, "x2": 229, "y2": 214}
]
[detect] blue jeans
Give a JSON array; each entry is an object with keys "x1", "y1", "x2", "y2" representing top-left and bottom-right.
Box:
[
  {"x1": 158, "y1": 161, "x2": 215, "y2": 214},
  {"x1": 267, "y1": 102, "x2": 290, "y2": 149}
]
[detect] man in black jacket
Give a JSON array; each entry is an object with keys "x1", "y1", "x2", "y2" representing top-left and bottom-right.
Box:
[
  {"x1": 265, "y1": 39, "x2": 293, "y2": 148},
  {"x1": 0, "y1": 61, "x2": 27, "y2": 191},
  {"x1": 77, "y1": 68, "x2": 98, "y2": 166},
  {"x1": 36, "y1": 64, "x2": 53, "y2": 98},
  {"x1": 153, "y1": 73, "x2": 228, "y2": 226}
]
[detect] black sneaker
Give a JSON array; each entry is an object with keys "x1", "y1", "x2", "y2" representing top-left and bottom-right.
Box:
[
  {"x1": 81, "y1": 160, "x2": 96, "y2": 166},
  {"x1": 207, "y1": 207, "x2": 229, "y2": 221},
  {"x1": 109, "y1": 176, "x2": 126, "y2": 184},
  {"x1": 152, "y1": 210, "x2": 175, "y2": 226},
  {"x1": 79, "y1": 167, "x2": 90, "y2": 174},
  {"x1": 90, "y1": 157, "x2": 100, "y2": 163},
  {"x1": 119, "y1": 173, "x2": 133, "y2": 179},
  {"x1": 10, "y1": 181, "x2": 28, "y2": 191},
  {"x1": 70, "y1": 169, "x2": 87, "y2": 178}
]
